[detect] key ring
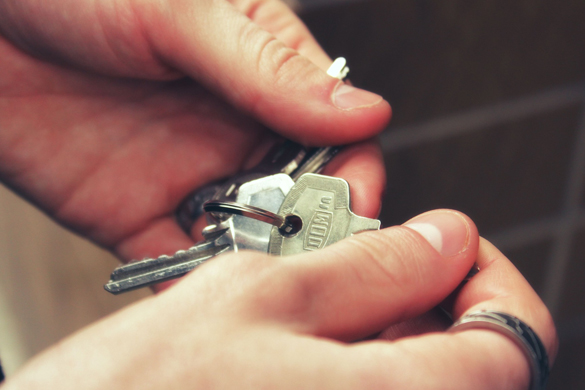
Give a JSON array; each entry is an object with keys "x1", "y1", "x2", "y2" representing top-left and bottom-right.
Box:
[{"x1": 204, "y1": 201, "x2": 297, "y2": 234}]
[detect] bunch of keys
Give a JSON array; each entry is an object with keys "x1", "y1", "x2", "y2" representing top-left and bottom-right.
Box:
[{"x1": 104, "y1": 58, "x2": 382, "y2": 294}]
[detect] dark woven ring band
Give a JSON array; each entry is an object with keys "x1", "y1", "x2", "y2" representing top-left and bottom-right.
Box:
[{"x1": 449, "y1": 311, "x2": 550, "y2": 390}]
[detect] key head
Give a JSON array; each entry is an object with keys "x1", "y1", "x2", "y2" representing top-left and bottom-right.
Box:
[
  {"x1": 206, "y1": 173, "x2": 295, "y2": 253},
  {"x1": 225, "y1": 173, "x2": 295, "y2": 252},
  {"x1": 176, "y1": 141, "x2": 308, "y2": 232},
  {"x1": 268, "y1": 173, "x2": 380, "y2": 256}
]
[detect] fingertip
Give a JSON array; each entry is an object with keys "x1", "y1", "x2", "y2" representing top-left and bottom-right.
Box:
[
  {"x1": 403, "y1": 209, "x2": 479, "y2": 260},
  {"x1": 255, "y1": 73, "x2": 392, "y2": 146},
  {"x1": 323, "y1": 89, "x2": 392, "y2": 145},
  {"x1": 332, "y1": 83, "x2": 384, "y2": 110}
]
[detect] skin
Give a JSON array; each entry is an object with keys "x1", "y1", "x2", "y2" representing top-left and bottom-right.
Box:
[
  {"x1": 1, "y1": 212, "x2": 557, "y2": 389},
  {"x1": 0, "y1": 0, "x2": 557, "y2": 388},
  {"x1": 0, "y1": 0, "x2": 389, "y2": 263}
]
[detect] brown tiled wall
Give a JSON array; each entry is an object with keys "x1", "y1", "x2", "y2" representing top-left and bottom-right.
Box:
[
  {"x1": 381, "y1": 105, "x2": 581, "y2": 232},
  {"x1": 302, "y1": 0, "x2": 585, "y2": 124},
  {"x1": 302, "y1": 1, "x2": 585, "y2": 389}
]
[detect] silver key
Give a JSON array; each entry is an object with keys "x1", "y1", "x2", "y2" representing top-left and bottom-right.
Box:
[
  {"x1": 104, "y1": 226, "x2": 230, "y2": 294},
  {"x1": 104, "y1": 172, "x2": 376, "y2": 293},
  {"x1": 106, "y1": 168, "x2": 336, "y2": 294},
  {"x1": 268, "y1": 173, "x2": 380, "y2": 256},
  {"x1": 105, "y1": 173, "x2": 295, "y2": 294},
  {"x1": 208, "y1": 173, "x2": 295, "y2": 253}
]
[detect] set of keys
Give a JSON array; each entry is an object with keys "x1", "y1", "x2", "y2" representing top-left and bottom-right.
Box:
[
  {"x1": 104, "y1": 58, "x2": 382, "y2": 294},
  {"x1": 104, "y1": 146, "x2": 381, "y2": 294}
]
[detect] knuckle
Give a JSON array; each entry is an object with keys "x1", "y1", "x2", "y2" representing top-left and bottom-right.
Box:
[
  {"x1": 233, "y1": 0, "x2": 306, "y2": 51},
  {"x1": 230, "y1": 0, "x2": 270, "y2": 21},
  {"x1": 254, "y1": 34, "x2": 303, "y2": 88},
  {"x1": 238, "y1": 23, "x2": 312, "y2": 90}
]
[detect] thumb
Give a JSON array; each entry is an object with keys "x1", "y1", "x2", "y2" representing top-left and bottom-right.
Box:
[
  {"x1": 0, "y1": 0, "x2": 390, "y2": 144},
  {"x1": 143, "y1": 0, "x2": 391, "y2": 145},
  {"x1": 251, "y1": 209, "x2": 479, "y2": 340}
]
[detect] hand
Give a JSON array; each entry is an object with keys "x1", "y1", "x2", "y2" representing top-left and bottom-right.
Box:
[
  {"x1": 0, "y1": 0, "x2": 390, "y2": 262},
  {"x1": 1, "y1": 210, "x2": 558, "y2": 389}
]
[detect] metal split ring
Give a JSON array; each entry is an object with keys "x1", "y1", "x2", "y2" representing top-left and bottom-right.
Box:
[
  {"x1": 449, "y1": 311, "x2": 550, "y2": 390},
  {"x1": 203, "y1": 201, "x2": 296, "y2": 234}
]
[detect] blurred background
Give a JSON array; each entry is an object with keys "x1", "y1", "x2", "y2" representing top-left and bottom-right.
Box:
[{"x1": 1, "y1": 0, "x2": 584, "y2": 388}]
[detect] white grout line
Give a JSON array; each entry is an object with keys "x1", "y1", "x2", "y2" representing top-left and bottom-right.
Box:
[
  {"x1": 380, "y1": 83, "x2": 585, "y2": 152},
  {"x1": 542, "y1": 102, "x2": 585, "y2": 316}
]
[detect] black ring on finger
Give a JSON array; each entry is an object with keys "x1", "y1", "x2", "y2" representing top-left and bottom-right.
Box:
[{"x1": 449, "y1": 310, "x2": 550, "y2": 390}]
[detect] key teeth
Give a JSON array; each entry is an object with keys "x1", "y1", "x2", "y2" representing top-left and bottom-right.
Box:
[
  {"x1": 110, "y1": 243, "x2": 216, "y2": 280},
  {"x1": 103, "y1": 282, "x2": 123, "y2": 295},
  {"x1": 105, "y1": 242, "x2": 231, "y2": 294}
]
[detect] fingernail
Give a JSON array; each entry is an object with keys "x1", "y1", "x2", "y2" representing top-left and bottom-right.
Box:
[
  {"x1": 403, "y1": 210, "x2": 470, "y2": 257},
  {"x1": 333, "y1": 83, "x2": 383, "y2": 109}
]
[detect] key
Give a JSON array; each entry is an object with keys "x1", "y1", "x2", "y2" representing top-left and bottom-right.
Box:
[
  {"x1": 104, "y1": 172, "x2": 377, "y2": 293},
  {"x1": 105, "y1": 173, "x2": 295, "y2": 294},
  {"x1": 208, "y1": 173, "x2": 295, "y2": 253},
  {"x1": 268, "y1": 173, "x2": 380, "y2": 256},
  {"x1": 104, "y1": 232, "x2": 230, "y2": 294}
]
